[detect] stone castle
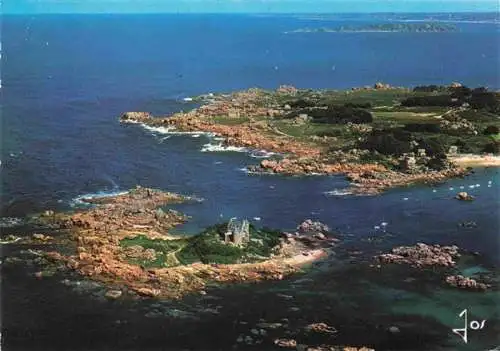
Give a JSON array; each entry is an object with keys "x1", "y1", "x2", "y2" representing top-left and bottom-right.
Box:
[{"x1": 224, "y1": 217, "x2": 250, "y2": 246}]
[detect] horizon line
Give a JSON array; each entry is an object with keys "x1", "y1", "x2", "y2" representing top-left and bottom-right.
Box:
[{"x1": 3, "y1": 11, "x2": 499, "y2": 15}]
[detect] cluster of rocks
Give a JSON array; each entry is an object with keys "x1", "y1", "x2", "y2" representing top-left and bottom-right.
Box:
[
  {"x1": 397, "y1": 148, "x2": 453, "y2": 174},
  {"x1": 304, "y1": 322, "x2": 338, "y2": 335},
  {"x1": 345, "y1": 122, "x2": 373, "y2": 134},
  {"x1": 445, "y1": 275, "x2": 490, "y2": 291},
  {"x1": 277, "y1": 85, "x2": 299, "y2": 95},
  {"x1": 440, "y1": 113, "x2": 477, "y2": 136},
  {"x1": 121, "y1": 112, "x2": 153, "y2": 123},
  {"x1": 351, "y1": 82, "x2": 404, "y2": 91},
  {"x1": 377, "y1": 243, "x2": 460, "y2": 268},
  {"x1": 235, "y1": 318, "x2": 370, "y2": 351},
  {"x1": 253, "y1": 158, "x2": 385, "y2": 176},
  {"x1": 297, "y1": 219, "x2": 330, "y2": 238},
  {"x1": 348, "y1": 166, "x2": 467, "y2": 195},
  {"x1": 122, "y1": 245, "x2": 157, "y2": 261},
  {"x1": 273, "y1": 339, "x2": 374, "y2": 351},
  {"x1": 32, "y1": 233, "x2": 54, "y2": 242}
]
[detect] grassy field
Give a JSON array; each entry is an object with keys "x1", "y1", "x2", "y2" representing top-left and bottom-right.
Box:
[{"x1": 119, "y1": 223, "x2": 283, "y2": 268}]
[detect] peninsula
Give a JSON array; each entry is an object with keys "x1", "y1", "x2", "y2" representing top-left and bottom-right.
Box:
[{"x1": 121, "y1": 83, "x2": 500, "y2": 194}]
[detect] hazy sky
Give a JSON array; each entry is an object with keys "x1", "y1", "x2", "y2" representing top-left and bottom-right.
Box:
[{"x1": 4, "y1": 0, "x2": 499, "y2": 14}]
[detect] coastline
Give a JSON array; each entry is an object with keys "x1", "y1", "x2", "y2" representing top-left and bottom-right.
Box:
[
  {"x1": 449, "y1": 154, "x2": 500, "y2": 167},
  {"x1": 36, "y1": 187, "x2": 333, "y2": 299},
  {"x1": 119, "y1": 85, "x2": 499, "y2": 195}
]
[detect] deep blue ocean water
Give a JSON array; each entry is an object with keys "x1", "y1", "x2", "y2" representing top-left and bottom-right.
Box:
[{"x1": 1, "y1": 13, "x2": 499, "y2": 351}]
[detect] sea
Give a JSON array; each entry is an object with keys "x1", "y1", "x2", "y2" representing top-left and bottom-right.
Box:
[{"x1": 1, "y1": 12, "x2": 499, "y2": 351}]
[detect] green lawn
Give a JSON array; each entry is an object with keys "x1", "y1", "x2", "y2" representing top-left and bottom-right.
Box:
[{"x1": 119, "y1": 224, "x2": 283, "y2": 268}]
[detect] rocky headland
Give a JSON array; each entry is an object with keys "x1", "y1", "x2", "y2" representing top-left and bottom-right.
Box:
[{"x1": 120, "y1": 84, "x2": 499, "y2": 194}]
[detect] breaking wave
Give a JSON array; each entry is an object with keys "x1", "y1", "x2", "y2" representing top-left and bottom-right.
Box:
[
  {"x1": 249, "y1": 150, "x2": 276, "y2": 159},
  {"x1": 70, "y1": 190, "x2": 129, "y2": 207},
  {"x1": 324, "y1": 189, "x2": 354, "y2": 196},
  {"x1": 201, "y1": 143, "x2": 248, "y2": 153},
  {"x1": 0, "y1": 217, "x2": 24, "y2": 228}
]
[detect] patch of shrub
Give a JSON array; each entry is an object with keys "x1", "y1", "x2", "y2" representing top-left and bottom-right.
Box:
[
  {"x1": 473, "y1": 87, "x2": 488, "y2": 94},
  {"x1": 344, "y1": 102, "x2": 373, "y2": 109},
  {"x1": 483, "y1": 141, "x2": 500, "y2": 154},
  {"x1": 413, "y1": 85, "x2": 446, "y2": 93},
  {"x1": 311, "y1": 106, "x2": 373, "y2": 124},
  {"x1": 401, "y1": 95, "x2": 462, "y2": 107},
  {"x1": 360, "y1": 128, "x2": 412, "y2": 155},
  {"x1": 403, "y1": 123, "x2": 441, "y2": 133},
  {"x1": 289, "y1": 99, "x2": 315, "y2": 108},
  {"x1": 483, "y1": 125, "x2": 500, "y2": 135},
  {"x1": 449, "y1": 86, "x2": 472, "y2": 99},
  {"x1": 416, "y1": 136, "x2": 449, "y2": 157},
  {"x1": 469, "y1": 92, "x2": 500, "y2": 112},
  {"x1": 315, "y1": 131, "x2": 341, "y2": 138}
]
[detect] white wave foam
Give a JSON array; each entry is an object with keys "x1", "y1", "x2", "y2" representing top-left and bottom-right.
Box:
[
  {"x1": 183, "y1": 97, "x2": 194, "y2": 102},
  {"x1": 324, "y1": 189, "x2": 353, "y2": 196},
  {"x1": 70, "y1": 190, "x2": 129, "y2": 207},
  {"x1": 132, "y1": 122, "x2": 213, "y2": 136},
  {"x1": 158, "y1": 136, "x2": 171, "y2": 142},
  {"x1": 201, "y1": 143, "x2": 248, "y2": 153},
  {"x1": 238, "y1": 167, "x2": 260, "y2": 175},
  {"x1": 185, "y1": 195, "x2": 205, "y2": 203},
  {"x1": 250, "y1": 150, "x2": 276, "y2": 159},
  {"x1": 141, "y1": 125, "x2": 176, "y2": 134},
  {"x1": 0, "y1": 217, "x2": 23, "y2": 228}
]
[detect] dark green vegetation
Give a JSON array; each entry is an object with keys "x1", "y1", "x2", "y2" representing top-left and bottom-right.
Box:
[
  {"x1": 261, "y1": 85, "x2": 500, "y2": 170},
  {"x1": 289, "y1": 23, "x2": 457, "y2": 33},
  {"x1": 120, "y1": 223, "x2": 283, "y2": 268}
]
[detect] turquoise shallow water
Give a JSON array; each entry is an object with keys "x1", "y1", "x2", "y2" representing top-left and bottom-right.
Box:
[{"x1": 1, "y1": 12, "x2": 499, "y2": 351}]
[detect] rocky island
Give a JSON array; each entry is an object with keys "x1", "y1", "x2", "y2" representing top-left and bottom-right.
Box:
[
  {"x1": 31, "y1": 186, "x2": 335, "y2": 299},
  {"x1": 120, "y1": 83, "x2": 500, "y2": 194},
  {"x1": 286, "y1": 23, "x2": 458, "y2": 33}
]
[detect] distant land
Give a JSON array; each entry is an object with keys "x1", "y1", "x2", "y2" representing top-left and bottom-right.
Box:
[{"x1": 286, "y1": 22, "x2": 458, "y2": 33}]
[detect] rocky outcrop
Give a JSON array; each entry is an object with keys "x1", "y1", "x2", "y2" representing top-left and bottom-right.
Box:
[
  {"x1": 297, "y1": 220, "x2": 330, "y2": 237},
  {"x1": 445, "y1": 275, "x2": 490, "y2": 291},
  {"x1": 456, "y1": 192, "x2": 474, "y2": 201},
  {"x1": 304, "y1": 322, "x2": 338, "y2": 335},
  {"x1": 377, "y1": 243, "x2": 460, "y2": 268},
  {"x1": 374, "y1": 82, "x2": 392, "y2": 90},
  {"x1": 251, "y1": 158, "x2": 386, "y2": 176},
  {"x1": 440, "y1": 113, "x2": 477, "y2": 136},
  {"x1": 120, "y1": 112, "x2": 153, "y2": 123}
]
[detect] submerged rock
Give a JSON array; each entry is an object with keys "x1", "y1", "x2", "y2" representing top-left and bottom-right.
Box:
[
  {"x1": 105, "y1": 290, "x2": 123, "y2": 299},
  {"x1": 274, "y1": 338, "x2": 297, "y2": 348},
  {"x1": 445, "y1": 275, "x2": 490, "y2": 291},
  {"x1": 304, "y1": 322, "x2": 338, "y2": 335},
  {"x1": 32, "y1": 233, "x2": 53, "y2": 242}
]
